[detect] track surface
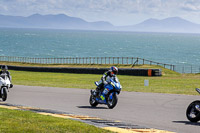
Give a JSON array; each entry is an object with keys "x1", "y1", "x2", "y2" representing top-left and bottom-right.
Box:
[{"x1": 2, "y1": 85, "x2": 200, "y2": 133}]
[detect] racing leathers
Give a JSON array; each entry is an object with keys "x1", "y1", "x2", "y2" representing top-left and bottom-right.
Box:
[
  {"x1": 96, "y1": 70, "x2": 115, "y2": 94},
  {"x1": 0, "y1": 70, "x2": 13, "y2": 88}
]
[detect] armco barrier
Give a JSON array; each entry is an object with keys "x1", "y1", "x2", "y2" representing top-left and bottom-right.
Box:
[{"x1": 2, "y1": 65, "x2": 162, "y2": 76}]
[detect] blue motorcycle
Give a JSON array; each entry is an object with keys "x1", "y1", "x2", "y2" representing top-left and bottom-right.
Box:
[{"x1": 90, "y1": 76, "x2": 122, "y2": 109}]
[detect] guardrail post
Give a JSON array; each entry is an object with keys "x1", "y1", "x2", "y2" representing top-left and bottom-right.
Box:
[
  {"x1": 131, "y1": 57, "x2": 133, "y2": 65},
  {"x1": 171, "y1": 65, "x2": 172, "y2": 71},
  {"x1": 199, "y1": 66, "x2": 200, "y2": 73},
  {"x1": 118, "y1": 57, "x2": 119, "y2": 64}
]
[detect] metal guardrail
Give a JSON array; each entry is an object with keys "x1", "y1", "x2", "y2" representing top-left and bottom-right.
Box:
[
  {"x1": 1, "y1": 56, "x2": 199, "y2": 73},
  {"x1": 0, "y1": 56, "x2": 175, "y2": 70},
  {"x1": 174, "y1": 65, "x2": 200, "y2": 73}
]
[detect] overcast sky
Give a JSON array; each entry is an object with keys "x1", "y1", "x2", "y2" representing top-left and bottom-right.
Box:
[{"x1": 0, "y1": 0, "x2": 200, "y2": 26}]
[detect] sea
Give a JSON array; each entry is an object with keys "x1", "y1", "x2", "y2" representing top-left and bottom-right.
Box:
[{"x1": 0, "y1": 28, "x2": 200, "y2": 72}]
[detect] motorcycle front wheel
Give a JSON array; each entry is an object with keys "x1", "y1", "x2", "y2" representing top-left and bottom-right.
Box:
[
  {"x1": 89, "y1": 95, "x2": 98, "y2": 107},
  {"x1": 186, "y1": 100, "x2": 200, "y2": 122},
  {"x1": 2, "y1": 87, "x2": 7, "y2": 101},
  {"x1": 107, "y1": 92, "x2": 118, "y2": 109}
]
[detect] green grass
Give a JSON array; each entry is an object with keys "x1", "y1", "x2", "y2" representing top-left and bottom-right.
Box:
[
  {"x1": 10, "y1": 68, "x2": 200, "y2": 95},
  {"x1": 1, "y1": 63, "x2": 199, "y2": 132},
  {"x1": 1, "y1": 61, "x2": 199, "y2": 95},
  {"x1": 0, "y1": 108, "x2": 112, "y2": 133}
]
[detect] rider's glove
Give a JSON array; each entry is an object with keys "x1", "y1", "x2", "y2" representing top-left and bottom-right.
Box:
[
  {"x1": 103, "y1": 81, "x2": 108, "y2": 85},
  {"x1": 10, "y1": 84, "x2": 13, "y2": 88}
]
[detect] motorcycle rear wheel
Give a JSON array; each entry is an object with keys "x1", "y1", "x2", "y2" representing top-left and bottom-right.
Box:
[
  {"x1": 186, "y1": 100, "x2": 200, "y2": 122},
  {"x1": 89, "y1": 95, "x2": 98, "y2": 107}
]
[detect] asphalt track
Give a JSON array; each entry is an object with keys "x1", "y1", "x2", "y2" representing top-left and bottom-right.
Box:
[{"x1": 2, "y1": 85, "x2": 200, "y2": 133}]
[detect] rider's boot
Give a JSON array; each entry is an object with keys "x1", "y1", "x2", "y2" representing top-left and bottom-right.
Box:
[
  {"x1": 96, "y1": 82, "x2": 104, "y2": 95},
  {"x1": 95, "y1": 87, "x2": 101, "y2": 96},
  {"x1": 10, "y1": 84, "x2": 13, "y2": 88}
]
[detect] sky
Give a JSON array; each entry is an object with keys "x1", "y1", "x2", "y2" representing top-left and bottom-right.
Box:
[{"x1": 0, "y1": 0, "x2": 200, "y2": 26}]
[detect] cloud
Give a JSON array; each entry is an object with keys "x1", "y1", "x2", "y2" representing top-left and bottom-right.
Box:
[
  {"x1": 0, "y1": 0, "x2": 200, "y2": 25},
  {"x1": 0, "y1": 0, "x2": 165, "y2": 15},
  {"x1": 0, "y1": 4, "x2": 8, "y2": 11},
  {"x1": 181, "y1": 1, "x2": 200, "y2": 12}
]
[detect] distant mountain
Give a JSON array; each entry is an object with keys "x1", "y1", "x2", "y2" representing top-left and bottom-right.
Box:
[
  {"x1": 1, "y1": 14, "x2": 200, "y2": 33},
  {"x1": 119, "y1": 17, "x2": 200, "y2": 33},
  {"x1": 0, "y1": 14, "x2": 114, "y2": 30}
]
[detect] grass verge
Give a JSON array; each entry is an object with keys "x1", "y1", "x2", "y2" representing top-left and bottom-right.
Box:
[
  {"x1": 1, "y1": 61, "x2": 199, "y2": 95},
  {"x1": 0, "y1": 107, "x2": 112, "y2": 133},
  {"x1": 10, "y1": 68, "x2": 200, "y2": 95}
]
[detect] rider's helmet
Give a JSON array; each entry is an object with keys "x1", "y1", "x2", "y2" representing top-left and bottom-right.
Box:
[
  {"x1": 1, "y1": 65, "x2": 8, "y2": 73},
  {"x1": 110, "y1": 66, "x2": 118, "y2": 76}
]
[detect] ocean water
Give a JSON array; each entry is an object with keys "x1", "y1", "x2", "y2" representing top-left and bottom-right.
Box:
[{"x1": 0, "y1": 28, "x2": 200, "y2": 67}]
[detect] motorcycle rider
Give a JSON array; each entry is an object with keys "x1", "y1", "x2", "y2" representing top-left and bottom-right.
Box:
[
  {"x1": 0, "y1": 65, "x2": 13, "y2": 88},
  {"x1": 95, "y1": 66, "x2": 118, "y2": 95}
]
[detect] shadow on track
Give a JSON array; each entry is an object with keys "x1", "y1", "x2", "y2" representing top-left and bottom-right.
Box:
[
  {"x1": 77, "y1": 106, "x2": 108, "y2": 109},
  {"x1": 173, "y1": 121, "x2": 200, "y2": 126}
]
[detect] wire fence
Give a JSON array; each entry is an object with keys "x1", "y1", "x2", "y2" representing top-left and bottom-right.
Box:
[
  {"x1": 2, "y1": 56, "x2": 200, "y2": 73},
  {"x1": 0, "y1": 56, "x2": 175, "y2": 70},
  {"x1": 174, "y1": 65, "x2": 200, "y2": 73}
]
